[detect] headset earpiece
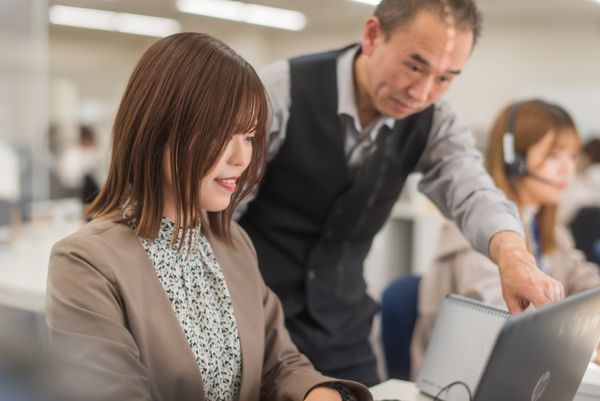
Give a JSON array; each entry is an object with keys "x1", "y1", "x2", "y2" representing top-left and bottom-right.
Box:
[{"x1": 502, "y1": 103, "x2": 528, "y2": 177}]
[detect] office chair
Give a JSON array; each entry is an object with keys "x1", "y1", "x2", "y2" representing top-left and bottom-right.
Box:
[{"x1": 381, "y1": 274, "x2": 421, "y2": 381}]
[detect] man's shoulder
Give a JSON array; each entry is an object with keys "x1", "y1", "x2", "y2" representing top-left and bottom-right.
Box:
[
  {"x1": 432, "y1": 98, "x2": 459, "y2": 120},
  {"x1": 258, "y1": 60, "x2": 290, "y2": 91}
]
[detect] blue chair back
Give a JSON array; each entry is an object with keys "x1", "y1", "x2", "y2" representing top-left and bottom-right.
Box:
[{"x1": 381, "y1": 274, "x2": 421, "y2": 381}]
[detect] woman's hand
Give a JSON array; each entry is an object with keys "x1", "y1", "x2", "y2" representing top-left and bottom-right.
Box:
[
  {"x1": 305, "y1": 386, "x2": 343, "y2": 401},
  {"x1": 594, "y1": 343, "x2": 600, "y2": 366}
]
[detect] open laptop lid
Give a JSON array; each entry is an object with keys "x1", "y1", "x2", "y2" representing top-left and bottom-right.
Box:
[{"x1": 474, "y1": 286, "x2": 600, "y2": 401}]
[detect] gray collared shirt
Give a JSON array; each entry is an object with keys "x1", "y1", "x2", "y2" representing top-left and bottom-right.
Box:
[{"x1": 237, "y1": 45, "x2": 524, "y2": 258}]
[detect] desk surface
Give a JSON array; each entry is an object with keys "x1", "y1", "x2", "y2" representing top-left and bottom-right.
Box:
[
  {"x1": 371, "y1": 363, "x2": 600, "y2": 401},
  {"x1": 369, "y1": 380, "x2": 431, "y2": 401},
  {"x1": 0, "y1": 218, "x2": 83, "y2": 311}
]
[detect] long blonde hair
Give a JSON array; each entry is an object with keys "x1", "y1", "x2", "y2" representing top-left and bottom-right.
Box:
[{"x1": 485, "y1": 100, "x2": 581, "y2": 255}]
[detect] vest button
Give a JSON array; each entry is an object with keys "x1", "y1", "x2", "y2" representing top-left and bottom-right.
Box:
[{"x1": 307, "y1": 270, "x2": 316, "y2": 280}]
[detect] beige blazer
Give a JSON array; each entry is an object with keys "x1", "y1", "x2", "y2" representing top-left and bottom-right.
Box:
[
  {"x1": 46, "y1": 217, "x2": 372, "y2": 401},
  {"x1": 410, "y1": 220, "x2": 600, "y2": 381}
]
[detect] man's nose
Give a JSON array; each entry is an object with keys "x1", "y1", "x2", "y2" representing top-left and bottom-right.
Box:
[{"x1": 407, "y1": 76, "x2": 434, "y2": 104}]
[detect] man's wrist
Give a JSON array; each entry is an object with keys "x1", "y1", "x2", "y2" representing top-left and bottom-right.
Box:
[{"x1": 489, "y1": 230, "x2": 529, "y2": 266}]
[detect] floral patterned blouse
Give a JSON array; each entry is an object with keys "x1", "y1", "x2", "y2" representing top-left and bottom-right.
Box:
[{"x1": 134, "y1": 217, "x2": 242, "y2": 401}]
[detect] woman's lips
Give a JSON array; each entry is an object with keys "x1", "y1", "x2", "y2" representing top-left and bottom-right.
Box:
[{"x1": 214, "y1": 177, "x2": 238, "y2": 192}]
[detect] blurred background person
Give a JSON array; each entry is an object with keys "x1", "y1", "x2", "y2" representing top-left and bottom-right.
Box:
[
  {"x1": 410, "y1": 100, "x2": 600, "y2": 379},
  {"x1": 0, "y1": 139, "x2": 20, "y2": 244},
  {"x1": 562, "y1": 138, "x2": 600, "y2": 265},
  {"x1": 56, "y1": 126, "x2": 101, "y2": 204},
  {"x1": 560, "y1": 138, "x2": 600, "y2": 225}
]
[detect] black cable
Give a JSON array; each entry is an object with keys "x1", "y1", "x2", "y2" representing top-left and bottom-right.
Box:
[{"x1": 432, "y1": 381, "x2": 473, "y2": 401}]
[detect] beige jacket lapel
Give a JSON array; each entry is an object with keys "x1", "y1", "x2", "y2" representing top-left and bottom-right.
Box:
[{"x1": 208, "y1": 228, "x2": 263, "y2": 401}]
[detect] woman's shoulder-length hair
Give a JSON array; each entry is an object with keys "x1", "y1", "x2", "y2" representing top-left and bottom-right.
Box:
[{"x1": 85, "y1": 32, "x2": 269, "y2": 247}]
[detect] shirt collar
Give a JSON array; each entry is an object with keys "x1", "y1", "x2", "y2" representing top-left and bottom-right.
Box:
[{"x1": 336, "y1": 44, "x2": 396, "y2": 134}]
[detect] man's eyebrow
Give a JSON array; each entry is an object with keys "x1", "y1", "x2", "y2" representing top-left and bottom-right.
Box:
[
  {"x1": 410, "y1": 53, "x2": 462, "y2": 75},
  {"x1": 410, "y1": 53, "x2": 430, "y2": 66}
]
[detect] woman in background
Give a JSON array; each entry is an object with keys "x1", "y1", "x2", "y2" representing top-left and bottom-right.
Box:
[
  {"x1": 410, "y1": 99, "x2": 600, "y2": 379},
  {"x1": 46, "y1": 33, "x2": 371, "y2": 401}
]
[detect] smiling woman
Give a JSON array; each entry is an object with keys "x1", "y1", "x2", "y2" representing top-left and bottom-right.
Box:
[
  {"x1": 45, "y1": 32, "x2": 372, "y2": 401},
  {"x1": 85, "y1": 32, "x2": 268, "y2": 247}
]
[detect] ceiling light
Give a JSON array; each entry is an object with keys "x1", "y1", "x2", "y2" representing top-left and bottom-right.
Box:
[
  {"x1": 349, "y1": 0, "x2": 381, "y2": 5},
  {"x1": 49, "y1": 5, "x2": 181, "y2": 37},
  {"x1": 177, "y1": 0, "x2": 306, "y2": 31}
]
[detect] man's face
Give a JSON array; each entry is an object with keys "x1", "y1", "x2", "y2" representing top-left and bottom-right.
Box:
[{"x1": 361, "y1": 10, "x2": 474, "y2": 119}]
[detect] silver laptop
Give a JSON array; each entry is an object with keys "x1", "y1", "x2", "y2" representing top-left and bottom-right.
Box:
[{"x1": 471, "y1": 286, "x2": 600, "y2": 401}]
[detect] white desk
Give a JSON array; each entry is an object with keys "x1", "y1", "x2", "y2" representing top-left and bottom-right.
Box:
[
  {"x1": 370, "y1": 363, "x2": 600, "y2": 401},
  {"x1": 370, "y1": 379, "x2": 432, "y2": 401},
  {"x1": 0, "y1": 216, "x2": 83, "y2": 311}
]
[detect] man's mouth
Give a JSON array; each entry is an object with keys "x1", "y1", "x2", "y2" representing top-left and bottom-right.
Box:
[{"x1": 393, "y1": 99, "x2": 417, "y2": 114}]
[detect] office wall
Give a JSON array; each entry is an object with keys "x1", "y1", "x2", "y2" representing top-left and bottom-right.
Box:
[
  {"x1": 49, "y1": 16, "x2": 600, "y2": 154},
  {"x1": 445, "y1": 20, "x2": 600, "y2": 143},
  {"x1": 0, "y1": 0, "x2": 49, "y2": 201}
]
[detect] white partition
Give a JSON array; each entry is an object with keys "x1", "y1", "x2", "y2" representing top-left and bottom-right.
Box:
[{"x1": 0, "y1": 0, "x2": 49, "y2": 202}]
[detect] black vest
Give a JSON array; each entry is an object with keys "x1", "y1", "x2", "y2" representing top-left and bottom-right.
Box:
[{"x1": 239, "y1": 48, "x2": 434, "y2": 335}]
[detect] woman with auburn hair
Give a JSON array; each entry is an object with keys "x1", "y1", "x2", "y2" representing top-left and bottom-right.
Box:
[
  {"x1": 409, "y1": 99, "x2": 600, "y2": 379},
  {"x1": 46, "y1": 33, "x2": 371, "y2": 401}
]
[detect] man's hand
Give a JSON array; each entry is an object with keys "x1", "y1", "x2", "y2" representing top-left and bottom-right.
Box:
[
  {"x1": 305, "y1": 386, "x2": 342, "y2": 401},
  {"x1": 489, "y1": 231, "x2": 564, "y2": 314}
]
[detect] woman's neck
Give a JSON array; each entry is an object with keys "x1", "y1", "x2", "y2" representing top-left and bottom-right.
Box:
[
  {"x1": 163, "y1": 190, "x2": 178, "y2": 223},
  {"x1": 520, "y1": 204, "x2": 541, "y2": 226}
]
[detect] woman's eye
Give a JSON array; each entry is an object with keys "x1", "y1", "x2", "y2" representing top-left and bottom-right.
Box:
[{"x1": 245, "y1": 136, "x2": 255, "y2": 142}]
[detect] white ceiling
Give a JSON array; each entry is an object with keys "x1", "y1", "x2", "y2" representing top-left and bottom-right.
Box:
[{"x1": 48, "y1": 0, "x2": 600, "y2": 35}]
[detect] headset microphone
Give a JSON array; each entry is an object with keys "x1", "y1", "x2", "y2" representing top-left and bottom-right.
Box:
[
  {"x1": 502, "y1": 104, "x2": 563, "y2": 188},
  {"x1": 503, "y1": 103, "x2": 528, "y2": 177},
  {"x1": 525, "y1": 173, "x2": 562, "y2": 188}
]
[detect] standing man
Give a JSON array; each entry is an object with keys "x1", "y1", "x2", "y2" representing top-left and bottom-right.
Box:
[{"x1": 237, "y1": 0, "x2": 564, "y2": 387}]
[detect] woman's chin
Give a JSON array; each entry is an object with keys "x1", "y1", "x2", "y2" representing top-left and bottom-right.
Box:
[{"x1": 201, "y1": 199, "x2": 232, "y2": 213}]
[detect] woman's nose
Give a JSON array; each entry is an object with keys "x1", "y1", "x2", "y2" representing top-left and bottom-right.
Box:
[{"x1": 228, "y1": 136, "x2": 251, "y2": 168}]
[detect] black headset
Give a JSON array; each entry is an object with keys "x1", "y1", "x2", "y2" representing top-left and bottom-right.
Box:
[{"x1": 502, "y1": 102, "x2": 528, "y2": 177}]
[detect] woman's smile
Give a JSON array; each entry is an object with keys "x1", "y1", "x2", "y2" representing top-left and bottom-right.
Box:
[{"x1": 214, "y1": 176, "x2": 239, "y2": 192}]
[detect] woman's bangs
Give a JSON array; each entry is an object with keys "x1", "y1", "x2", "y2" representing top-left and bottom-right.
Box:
[
  {"x1": 552, "y1": 127, "x2": 581, "y2": 153},
  {"x1": 230, "y1": 76, "x2": 268, "y2": 139}
]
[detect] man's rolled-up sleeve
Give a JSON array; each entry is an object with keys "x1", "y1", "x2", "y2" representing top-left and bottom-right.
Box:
[{"x1": 414, "y1": 99, "x2": 525, "y2": 258}]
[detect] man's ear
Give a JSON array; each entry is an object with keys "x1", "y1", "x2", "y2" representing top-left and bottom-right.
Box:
[{"x1": 361, "y1": 16, "x2": 385, "y2": 57}]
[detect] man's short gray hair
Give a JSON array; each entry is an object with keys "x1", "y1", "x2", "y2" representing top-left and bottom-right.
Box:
[{"x1": 374, "y1": 0, "x2": 483, "y2": 46}]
